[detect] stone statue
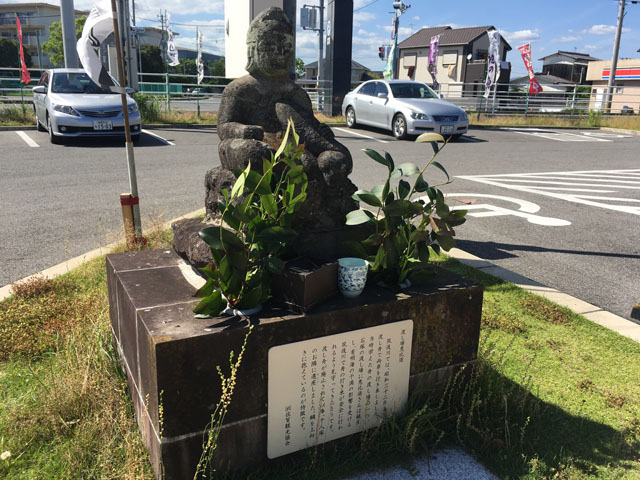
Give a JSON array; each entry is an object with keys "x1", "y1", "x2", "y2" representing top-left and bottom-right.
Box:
[
  {"x1": 207, "y1": 7, "x2": 357, "y2": 229},
  {"x1": 173, "y1": 7, "x2": 362, "y2": 266}
]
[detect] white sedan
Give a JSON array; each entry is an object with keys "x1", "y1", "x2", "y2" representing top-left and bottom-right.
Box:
[
  {"x1": 342, "y1": 79, "x2": 468, "y2": 140},
  {"x1": 32, "y1": 68, "x2": 141, "y2": 144}
]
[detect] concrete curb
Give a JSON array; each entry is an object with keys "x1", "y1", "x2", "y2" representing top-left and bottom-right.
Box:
[
  {"x1": 447, "y1": 248, "x2": 640, "y2": 343},
  {"x1": 468, "y1": 124, "x2": 599, "y2": 131},
  {"x1": 0, "y1": 208, "x2": 205, "y2": 302}
]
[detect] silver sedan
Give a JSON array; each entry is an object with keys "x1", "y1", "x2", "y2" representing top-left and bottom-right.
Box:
[
  {"x1": 32, "y1": 68, "x2": 141, "y2": 144},
  {"x1": 342, "y1": 79, "x2": 468, "y2": 140}
]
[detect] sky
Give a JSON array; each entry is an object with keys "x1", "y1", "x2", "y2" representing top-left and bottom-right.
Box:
[{"x1": 3, "y1": 0, "x2": 640, "y2": 78}]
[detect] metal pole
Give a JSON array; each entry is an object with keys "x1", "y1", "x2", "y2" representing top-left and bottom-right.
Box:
[
  {"x1": 392, "y1": 11, "x2": 399, "y2": 79},
  {"x1": 110, "y1": 0, "x2": 143, "y2": 240},
  {"x1": 491, "y1": 80, "x2": 497, "y2": 115},
  {"x1": 524, "y1": 90, "x2": 530, "y2": 118},
  {"x1": 36, "y1": 30, "x2": 43, "y2": 69},
  {"x1": 196, "y1": 27, "x2": 200, "y2": 118},
  {"x1": 317, "y1": 0, "x2": 324, "y2": 111},
  {"x1": 60, "y1": 0, "x2": 79, "y2": 68},
  {"x1": 605, "y1": 0, "x2": 625, "y2": 113}
]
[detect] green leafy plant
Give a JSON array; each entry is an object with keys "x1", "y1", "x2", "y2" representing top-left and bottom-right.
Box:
[
  {"x1": 345, "y1": 133, "x2": 467, "y2": 287},
  {"x1": 193, "y1": 120, "x2": 308, "y2": 317}
]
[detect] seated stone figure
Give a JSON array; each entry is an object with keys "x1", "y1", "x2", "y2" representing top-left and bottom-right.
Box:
[{"x1": 214, "y1": 7, "x2": 357, "y2": 229}]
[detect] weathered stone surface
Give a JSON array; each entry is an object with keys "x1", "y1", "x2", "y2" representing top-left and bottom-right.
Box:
[
  {"x1": 171, "y1": 218, "x2": 212, "y2": 268},
  {"x1": 204, "y1": 167, "x2": 237, "y2": 220},
  {"x1": 107, "y1": 249, "x2": 483, "y2": 479},
  {"x1": 213, "y1": 7, "x2": 357, "y2": 230}
]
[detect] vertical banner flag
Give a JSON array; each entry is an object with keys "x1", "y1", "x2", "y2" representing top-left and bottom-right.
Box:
[
  {"x1": 517, "y1": 43, "x2": 543, "y2": 94},
  {"x1": 166, "y1": 14, "x2": 179, "y2": 67},
  {"x1": 383, "y1": 16, "x2": 395, "y2": 80},
  {"x1": 77, "y1": 0, "x2": 116, "y2": 90},
  {"x1": 427, "y1": 34, "x2": 440, "y2": 89},
  {"x1": 483, "y1": 30, "x2": 500, "y2": 98},
  {"x1": 197, "y1": 28, "x2": 204, "y2": 84},
  {"x1": 16, "y1": 16, "x2": 31, "y2": 84}
]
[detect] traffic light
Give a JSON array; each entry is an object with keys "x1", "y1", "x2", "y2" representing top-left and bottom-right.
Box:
[{"x1": 378, "y1": 46, "x2": 385, "y2": 59}]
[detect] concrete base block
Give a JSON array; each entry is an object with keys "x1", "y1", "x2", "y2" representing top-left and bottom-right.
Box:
[{"x1": 106, "y1": 249, "x2": 483, "y2": 479}]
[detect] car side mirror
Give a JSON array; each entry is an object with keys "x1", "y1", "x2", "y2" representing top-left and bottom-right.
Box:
[
  {"x1": 439, "y1": 93, "x2": 444, "y2": 99},
  {"x1": 125, "y1": 87, "x2": 135, "y2": 95},
  {"x1": 377, "y1": 92, "x2": 388, "y2": 99},
  {"x1": 32, "y1": 86, "x2": 46, "y2": 94}
]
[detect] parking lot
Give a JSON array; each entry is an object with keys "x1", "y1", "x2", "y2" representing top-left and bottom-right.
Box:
[{"x1": 1, "y1": 126, "x2": 639, "y2": 320}]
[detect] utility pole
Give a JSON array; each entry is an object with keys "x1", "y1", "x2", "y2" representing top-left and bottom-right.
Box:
[
  {"x1": 605, "y1": 0, "x2": 626, "y2": 112},
  {"x1": 317, "y1": 0, "x2": 325, "y2": 111},
  {"x1": 390, "y1": 1, "x2": 410, "y2": 79},
  {"x1": 60, "y1": 0, "x2": 79, "y2": 68}
]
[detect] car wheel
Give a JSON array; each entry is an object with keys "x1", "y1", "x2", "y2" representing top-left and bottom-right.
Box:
[
  {"x1": 47, "y1": 114, "x2": 62, "y2": 145},
  {"x1": 345, "y1": 106, "x2": 357, "y2": 128},
  {"x1": 392, "y1": 114, "x2": 408, "y2": 140},
  {"x1": 34, "y1": 107, "x2": 46, "y2": 132}
]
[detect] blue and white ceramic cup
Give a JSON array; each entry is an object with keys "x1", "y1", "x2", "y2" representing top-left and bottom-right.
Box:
[{"x1": 338, "y1": 257, "x2": 368, "y2": 298}]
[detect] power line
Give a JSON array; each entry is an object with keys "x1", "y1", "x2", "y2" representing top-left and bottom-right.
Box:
[{"x1": 354, "y1": 0, "x2": 382, "y2": 12}]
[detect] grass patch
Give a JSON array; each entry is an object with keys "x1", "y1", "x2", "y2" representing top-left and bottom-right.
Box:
[
  {"x1": 0, "y1": 104, "x2": 34, "y2": 126},
  {"x1": 1, "y1": 236, "x2": 639, "y2": 479},
  {"x1": 470, "y1": 112, "x2": 640, "y2": 131}
]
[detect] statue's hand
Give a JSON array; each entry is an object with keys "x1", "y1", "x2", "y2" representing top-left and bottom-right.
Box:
[{"x1": 218, "y1": 122, "x2": 264, "y2": 141}]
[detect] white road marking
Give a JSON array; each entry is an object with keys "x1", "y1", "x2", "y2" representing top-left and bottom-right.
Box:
[
  {"x1": 443, "y1": 193, "x2": 571, "y2": 226},
  {"x1": 506, "y1": 128, "x2": 612, "y2": 142},
  {"x1": 141, "y1": 129, "x2": 175, "y2": 145},
  {"x1": 15, "y1": 130, "x2": 39, "y2": 147},
  {"x1": 334, "y1": 127, "x2": 390, "y2": 144},
  {"x1": 458, "y1": 169, "x2": 640, "y2": 215},
  {"x1": 581, "y1": 131, "x2": 631, "y2": 138}
]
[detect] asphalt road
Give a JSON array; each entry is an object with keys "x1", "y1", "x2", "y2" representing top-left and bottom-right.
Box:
[{"x1": 1, "y1": 126, "x2": 638, "y2": 322}]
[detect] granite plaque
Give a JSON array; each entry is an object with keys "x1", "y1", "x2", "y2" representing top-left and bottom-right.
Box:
[{"x1": 267, "y1": 320, "x2": 413, "y2": 458}]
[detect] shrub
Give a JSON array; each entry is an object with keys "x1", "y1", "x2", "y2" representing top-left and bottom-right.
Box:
[{"x1": 134, "y1": 93, "x2": 161, "y2": 123}]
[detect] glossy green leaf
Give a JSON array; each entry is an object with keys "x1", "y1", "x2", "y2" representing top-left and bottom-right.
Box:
[
  {"x1": 345, "y1": 209, "x2": 376, "y2": 225},
  {"x1": 430, "y1": 141, "x2": 439, "y2": 155},
  {"x1": 344, "y1": 240, "x2": 368, "y2": 258},
  {"x1": 436, "y1": 235, "x2": 455, "y2": 251},
  {"x1": 390, "y1": 168, "x2": 402, "y2": 180},
  {"x1": 414, "y1": 174, "x2": 429, "y2": 193},
  {"x1": 431, "y1": 161, "x2": 450, "y2": 181},
  {"x1": 266, "y1": 256, "x2": 285, "y2": 274},
  {"x1": 194, "y1": 278, "x2": 216, "y2": 298},
  {"x1": 384, "y1": 151, "x2": 395, "y2": 171},
  {"x1": 398, "y1": 180, "x2": 411, "y2": 200},
  {"x1": 371, "y1": 244, "x2": 385, "y2": 271},
  {"x1": 397, "y1": 162, "x2": 420, "y2": 176},
  {"x1": 231, "y1": 162, "x2": 251, "y2": 199},
  {"x1": 362, "y1": 148, "x2": 392, "y2": 170},
  {"x1": 415, "y1": 132, "x2": 445, "y2": 144},
  {"x1": 235, "y1": 286, "x2": 264, "y2": 310},
  {"x1": 353, "y1": 189, "x2": 382, "y2": 207},
  {"x1": 193, "y1": 289, "x2": 225, "y2": 316},
  {"x1": 260, "y1": 194, "x2": 278, "y2": 217},
  {"x1": 255, "y1": 226, "x2": 298, "y2": 244},
  {"x1": 274, "y1": 122, "x2": 291, "y2": 159},
  {"x1": 244, "y1": 170, "x2": 272, "y2": 195},
  {"x1": 384, "y1": 199, "x2": 422, "y2": 218}
]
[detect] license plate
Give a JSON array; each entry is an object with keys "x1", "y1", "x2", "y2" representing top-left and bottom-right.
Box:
[
  {"x1": 440, "y1": 125, "x2": 454, "y2": 134},
  {"x1": 93, "y1": 120, "x2": 113, "y2": 131}
]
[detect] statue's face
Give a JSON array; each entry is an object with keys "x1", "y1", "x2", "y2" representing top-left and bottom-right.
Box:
[{"x1": 247, "y1": 30, "x2": 294, "y2": 77}]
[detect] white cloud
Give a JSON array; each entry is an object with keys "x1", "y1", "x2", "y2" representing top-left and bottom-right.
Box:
[
  {"x1": 583, "y1": 25, "x2": 615, "y2": 35},
  {"x1": 583, "y1": 44, "x2": 598, "y2": 51},
  {"x1": 553, "y1": 35, "x2": 581, "y2": 43},
  {"x1": 357, "y1": 29, "x2": 376, "y2": 37},
  {"x1": 383, "y1": 25, "x2": 415, "y2": 37},
  {"x1": 500, "y1": 29, "x2": 541, "y2": 43},
  {"x1": 412, "y1": 16, "x2": 420, "y2": 21},
  {"x1": 353, "y1": 11, "x2": 376, "y2": 27}
]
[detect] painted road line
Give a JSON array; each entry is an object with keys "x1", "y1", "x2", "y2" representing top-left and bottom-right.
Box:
[
  {"x1": 458, "y1": 172, "x2": 640, "y2": 216},
  {"x1": 141, "y1": 129, "x2": 175, "y2": 145},
  {"x1": 15, "y1": 130, "x2": 39, "y2": 147},
  {"x1": 334, "y1": 127, "x2": 390, "y2": 144},
  {"x1": 506, "y1": 128, "x2": 612, "y2": 142}
]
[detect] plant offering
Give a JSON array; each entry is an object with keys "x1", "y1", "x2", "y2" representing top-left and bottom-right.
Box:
[
  {"x1": 193, "y1": 120, "x2": 308, "y2": 317},
  {"x1": 345, "y1": 133, "x2": 467, "y2": 287}
]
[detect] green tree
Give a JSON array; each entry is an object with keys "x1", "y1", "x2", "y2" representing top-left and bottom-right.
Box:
[
  {"x1": 139, "y1": 45, "x2": 163, "y2": 82},
  {"x1": 206, "y1": 56, "x2": 228, "y2": 85},
  {"x1": 0, "y1": 38, "x2": 32, "y2": 68},
  {"x1": 295, "y1": 57, "x2": 305, "y2": 78},
  {"x1": 42, "y1": 16, "x2": 86, "y2": 67}
]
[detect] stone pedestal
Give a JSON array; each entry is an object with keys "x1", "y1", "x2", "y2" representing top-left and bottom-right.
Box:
[{"x1": 106, "y1": 249, "x2": 483, "y2": 479}]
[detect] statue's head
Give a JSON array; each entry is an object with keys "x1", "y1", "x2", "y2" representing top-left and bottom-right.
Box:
[{"x1": 246, "y1": 7, "x2": 294, "y2": 78}]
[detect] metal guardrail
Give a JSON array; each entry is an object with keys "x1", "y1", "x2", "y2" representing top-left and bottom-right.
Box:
[{"x1": 1, "y1": 67, "x2": 638, "y2": 116}]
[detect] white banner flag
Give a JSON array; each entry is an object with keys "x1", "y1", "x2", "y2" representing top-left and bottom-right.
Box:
[
  {"x1": 484, "y1": 30, "x2": 501, "y2": 98},
  {"x1": 166, "y1": 14, "x2": 179, "y2": 67},
  {"x1": 76, "y1": 0, "x2": 116, "y2": 90},
  {"x1": 197, "y1": 28, "x2": 204, "y2": 84}
]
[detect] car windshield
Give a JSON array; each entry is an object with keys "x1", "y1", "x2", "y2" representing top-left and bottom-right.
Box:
[
  {"x1": 390, "y1": 83, "x2": 438, "y2": 99},
  {"x1": 51, "y1": 72, "x2": 116, "y2": 94}
]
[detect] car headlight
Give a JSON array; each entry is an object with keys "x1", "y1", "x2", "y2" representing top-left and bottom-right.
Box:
[
  {"x1": 128, "y1": 103, "x2": 139, "y2": 115},
  {"x1": 460, "y1": 110, "x2": 468, "y2": 121},
  {"x1": 410, "y1": 111, "x2": 431, "y2": 121},
  {"x1": 52, "y1": 104, "x2": 79, "y2": 116}
]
